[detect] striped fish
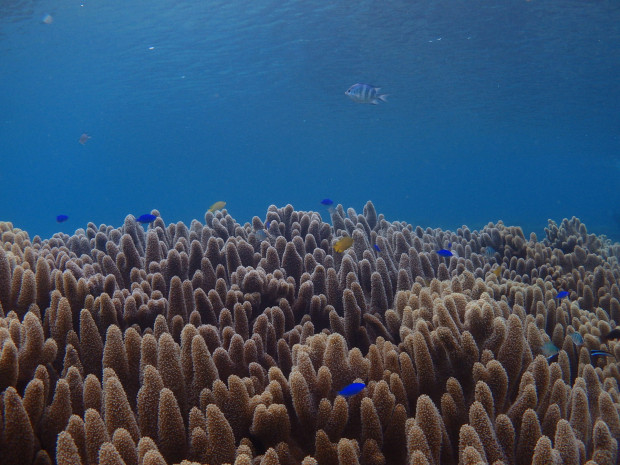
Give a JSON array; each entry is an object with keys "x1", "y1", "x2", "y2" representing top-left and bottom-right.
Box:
[{"x1": 345, "y1": 83, "x2": 388, "y2": 104}]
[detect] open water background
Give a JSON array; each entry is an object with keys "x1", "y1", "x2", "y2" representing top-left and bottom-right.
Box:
[{"x1": 1, "y1": 0, "x2": 619, "y2": 241}]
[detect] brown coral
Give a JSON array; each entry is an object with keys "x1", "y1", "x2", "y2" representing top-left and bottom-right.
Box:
[{"x1": 0, "y1": 205, "x2": 619, "y2": 465}]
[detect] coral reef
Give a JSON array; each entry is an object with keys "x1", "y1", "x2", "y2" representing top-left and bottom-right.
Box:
[{"x1": 0, "y1": 207, "x2": 619, "y2": 465}]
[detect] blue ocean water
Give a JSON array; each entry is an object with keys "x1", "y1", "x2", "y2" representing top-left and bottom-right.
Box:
[{"x1": 1, "y1": 0, "x2": 619, "y2": 241}]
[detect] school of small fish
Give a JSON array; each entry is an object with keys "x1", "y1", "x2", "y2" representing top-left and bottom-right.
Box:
[
  {"x1": 51, "y1": 197, "x2": 606, "y2": 366},
  {"x1": 540, "y1": 333, "x2": 617, "y2": 365},
  {"x1": 50, "y1": 167, "x2": 618, "y2": 374}
]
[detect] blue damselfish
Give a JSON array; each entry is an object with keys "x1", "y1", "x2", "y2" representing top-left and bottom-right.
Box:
[
  {"x1": 137, "y1": 214, "x2": 157, "y2": 223},
  {"x1": 338, "y1": 382, "x2": 366, "y2": 396}
]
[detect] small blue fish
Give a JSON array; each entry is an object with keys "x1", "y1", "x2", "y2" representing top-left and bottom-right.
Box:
[
  {"x1": 320, "y1": 198, "x2": 334, "y2": 206},
  {"x1": 137, "y1": 214, "x2": 157, "y2": 224},
  {"x1": 484, "y1": 246, "x2": 496, "y2": 257},
  {"x1": 555, "y1": 291, "x2": 569, "y2": 299},
  {"x1": 345, "y1": 83, "x2": 388, "y2": 105},
  {"x1": 255, "y1": 229, "x2": 268, "y2": 241},
  {"x1": 374, "y1": 244, "x2": 381, "y2": 252},
  {"x1": 436, "y1": 249, "x2": 453, "y2": 257},
  {"x1": 56, "y1": 214, "x2": 69, "y2": 223},
  {"x1": 542, "y1": 341, "x2": 559, "y2": 358},
  {"x1": 570, "y1": 332, "x2": 584, "y2": 347},
  {"x1": 590, "y1": 350, "x2": 614, "y2": 358},
  {"x1": 338, "y1": 382, "x2": 366, "y2": 397}
]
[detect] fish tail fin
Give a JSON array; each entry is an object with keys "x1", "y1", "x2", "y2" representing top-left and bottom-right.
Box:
[{"x1": 378, "y1": 94, "x2": 388, "y2": 102}]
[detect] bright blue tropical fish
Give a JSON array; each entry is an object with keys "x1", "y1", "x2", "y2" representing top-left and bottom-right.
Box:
[
  {"x1": 338, "y1": 382, "x2": 366, "y2": 396},
  {"x1": 345, "y1": 83, "x2": 387, "y2": 105},
  {"x1": 436, "y1": 249, "x2": 453, "y2": 257},
  {"x1": 555, "y1": 291, "x2": 569, "y2": 299},
  {"x1": 321, "y1": 198, "x2": 334, "y2": 206},
  {"x1": 56, "y1": 214, "x2": 69, "y2": 223},
  {"x1": 590, "y1": 350, "x2": 613, "y2": 357},
  {"x1": 374, "y1": 244, "x2": 381, "y2": 252},
  {"x1": 137, "y1": 214, "x2": 157, "y2": 224}
]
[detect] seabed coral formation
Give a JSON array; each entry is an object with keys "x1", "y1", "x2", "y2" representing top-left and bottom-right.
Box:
[{"x1": 0, "y1": 202, "x2": 619, "y2": 465}]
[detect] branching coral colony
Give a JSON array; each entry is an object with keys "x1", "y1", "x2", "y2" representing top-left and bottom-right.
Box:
[{"x1": 0, "y1": 205, "x2": 619, "y2": 465}]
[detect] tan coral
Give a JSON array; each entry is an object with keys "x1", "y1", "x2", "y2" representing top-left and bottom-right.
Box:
[{"x1": 1, "y1": 207, "x2": 620, "y2": 465}]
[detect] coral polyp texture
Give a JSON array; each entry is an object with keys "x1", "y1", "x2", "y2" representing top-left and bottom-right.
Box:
[{"x1": 0, "y1": 206, "x2": 619, "y2": 465}]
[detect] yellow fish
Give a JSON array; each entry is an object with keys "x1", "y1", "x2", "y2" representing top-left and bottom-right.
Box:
[
  {"x1": 493, "y1": 266, "x2": 502, "y2": 278},
  {"x1": 333, "y1": 236, "x2": 354, "y2": 253},
  {"x1": 208, "y1": 201, "x2": 226, "y2": 212}
]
